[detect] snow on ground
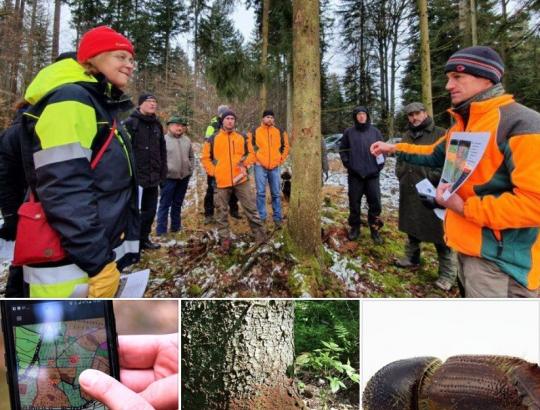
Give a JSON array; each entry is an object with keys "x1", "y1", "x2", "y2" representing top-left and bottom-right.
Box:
[{"x1": 0, "y1": 144, "x2": 402, "y2": 297}]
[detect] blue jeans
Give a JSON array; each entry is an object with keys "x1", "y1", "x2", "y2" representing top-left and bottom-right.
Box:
[
  {"x1": 156, "y1": 177, "x2": 190, "y2": 235},
  {"x1": 254, "y1": 164, "x2": 282, "y2": 222}
]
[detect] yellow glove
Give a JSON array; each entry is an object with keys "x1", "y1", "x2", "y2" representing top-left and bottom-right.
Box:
[{"x1": 88, "y1": 262, "x2": 120, "y2": 298}]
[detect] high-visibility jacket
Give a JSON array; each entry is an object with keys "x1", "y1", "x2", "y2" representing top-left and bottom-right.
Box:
[
  {"x1": 21, "y1": 57, "x2": 139, "y2": 297},
  {"x1": 248, "y1": 124, "x2": 289, "y2": 170},
  {"x1": 200, "y1": 129, "x2": 255, "y2": 188},
  {"x1": 396, "y1": 94, "x2": 540, "y2": 289}
]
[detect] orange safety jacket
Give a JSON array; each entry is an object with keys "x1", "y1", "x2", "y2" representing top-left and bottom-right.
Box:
[
  {"x1": 396, "y1": 94, "x2": 540, "y2": 289},
  {"x1": 201, "y1": 129, "x2": 255, "y2": 188},
  {"x1": 248, "y1": 124, "x2": 289, "y2": 170}
]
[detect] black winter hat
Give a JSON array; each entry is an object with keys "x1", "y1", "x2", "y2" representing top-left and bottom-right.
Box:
[
  {"x1": 262, "y1": 109, "x2": 275, "y2": 118},
  {"x1": 138, "y1": 93, "x2": 157, "y2": 105},
  {"x1": 220, "y1": 109, "x2": 237, "y2": 120},
  {"x1": 445, "y1": 46, "x2": 504, "y2": 84}
]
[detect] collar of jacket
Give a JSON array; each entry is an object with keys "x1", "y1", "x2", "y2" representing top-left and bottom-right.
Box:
[
  {"x1": 408, "y1": 116, "x2": 434, "y2": 137},
  {"x1": 166, "y1": 131, "x2": 185, "y2": 139},
  {"x1": 448, "y1": 83, "x2": 507, "y2": 125},
  {"x1": 80, "y1": 74, "x2": 134, "y2": 114},
  {"x1": 132, "y1": 108, "x2": 160, "y2": 123}
]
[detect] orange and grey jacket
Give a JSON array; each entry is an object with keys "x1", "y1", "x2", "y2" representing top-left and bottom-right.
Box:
[
  {"x1": 248, "y1": 124, "x2": 289, "y2": 170},
  {"x1": 395, "y1": 94, "x2": 540, "y2": 289},
  {"x1": 201, "y1": 129, "x2": 256, "y2": 188}
]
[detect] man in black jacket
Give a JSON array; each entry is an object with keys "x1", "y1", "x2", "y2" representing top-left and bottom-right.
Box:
[
  {"x1": 0, "y1": 104, "x2": 28, "y2": 297},
  {"x1": 124, "y1": 93, "x2": 167, "y2": 250},
  {"x1": 340, "y1": 106, "x2": 385, "y2": 244}
]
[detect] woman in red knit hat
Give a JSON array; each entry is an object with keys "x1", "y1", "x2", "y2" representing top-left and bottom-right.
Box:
[{"x1": 18, "y1": 26, "x2": 140, "y2": 298}]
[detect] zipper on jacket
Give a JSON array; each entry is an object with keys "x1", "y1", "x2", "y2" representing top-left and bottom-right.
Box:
[
  {"x1": 228, "y1": 132, "x2": 234, "y2": 185},
  {"x1": 267, "y1": 127, "x2": 271, "y2": 167},
  {"x1": 493, "y1": 229, "x2": 503, "y2": 257}
]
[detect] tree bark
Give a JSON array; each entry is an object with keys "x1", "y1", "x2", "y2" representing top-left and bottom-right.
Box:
[
  {"x1": 260, "y1": 0, "x2": 270, "y2": 113},
  {"x1": 417, "y1": 0, "x2": 433, "y2": 117},
  {"x1": 470, "y1": 0, "x2": 477, "y2": 45},
  {"x1": 182, "y1": 300, "x2": 306, "y2": 410},
  {"x1": 51, "y1": 0, "x2": 61, "y2": 61},
  {"x1": 289, "y1": 0, "x2": 322, "y2": 258}
]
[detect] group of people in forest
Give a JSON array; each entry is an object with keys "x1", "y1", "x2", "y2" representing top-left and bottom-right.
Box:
[{"x1": 0, "y1": 22, "x2": 539, "y2": 300}]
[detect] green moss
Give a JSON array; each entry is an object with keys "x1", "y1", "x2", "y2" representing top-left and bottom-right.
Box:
[{"x1": 188, "y1": 284, "x2": 203, "y2": 297}]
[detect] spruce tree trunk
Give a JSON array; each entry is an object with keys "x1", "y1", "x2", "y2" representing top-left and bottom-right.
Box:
[
  {"x1": 470, "y1": 0, "x2": 477, "y2": 45},
  {"x1": 51, "y1": 0, "x2": 61, "y2": 60},
  {"x1": 417, "y1": 0, "x2": 433, "y2": 117},
  {"x1": 260, "y1": 0, "x2": 270, "y2": 113},
  {"x1": 182, "y1": 301, "x2": 306, "y2": 410},
  {"x1": 289, "y1": 0, "x2": 322, "y2": 257}
]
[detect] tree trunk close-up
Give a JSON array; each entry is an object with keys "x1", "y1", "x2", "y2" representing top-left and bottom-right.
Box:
[{"x1": 182, "y1": 300, "x2": 306, "y2": 410}]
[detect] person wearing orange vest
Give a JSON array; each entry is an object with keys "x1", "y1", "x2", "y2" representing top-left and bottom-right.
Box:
[
  {"x1": 200, "y1": 110, "x2": 266, "y2": 253},
  {"x1": 371, "y1": 46, "x2": 540, "y2": 297},
  {"x1": 248, "y1": 110, "x2": 290, "y2": 227}
]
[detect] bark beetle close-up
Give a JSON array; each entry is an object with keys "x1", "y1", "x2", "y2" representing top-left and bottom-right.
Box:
[{"x1": 363, "y1": 355, "x2": 540, "y2": 410}]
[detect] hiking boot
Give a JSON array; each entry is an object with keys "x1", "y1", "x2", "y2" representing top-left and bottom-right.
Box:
[
  {"x1": 141, "y1": 239, "x2": 161, "y2": 250},
  {"x1": 220, "y1": 238, "x2": 232, "y2": 254},
  {"x1": 434, "y1": 277, "x2": 454, "y2": 291},
  {"x1": 395, "y1": 257, "x2": 420, "y2": 269},
  {"x1": 370, "y1": 227, "x2": 383, "y2": 245},
  {"x1": 348, "y1": 226, "x2": 360, "y2": 241},
  {"x1": 204, "y1": 215, "x2": 215, "y2": 225},
  {"x1": 230, "y1": 210, "x2": 242, "y2": 220},
  {"x1": 254, "y1": 229, "x2": 268, "y2": 245},
  {"x1": 274, "y1": 220, "x2": 283, "y2": 229}
]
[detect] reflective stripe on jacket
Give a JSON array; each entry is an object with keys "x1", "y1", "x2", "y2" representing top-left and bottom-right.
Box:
[
  {"x1": 24, "y1": 240, "x2": 139, "y2": 297},
  {"x1": 248, "y1": 124, "x2": 289, "y2": 170},
  {"x1": 396, "y1": 94, "x2": 540, "y2": 289},
  {"x1": 21, "y1": 57, "x2": 140, "y2": 289}
]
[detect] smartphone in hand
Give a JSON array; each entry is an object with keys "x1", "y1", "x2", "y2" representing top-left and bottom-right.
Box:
[{"x1": 1, "y1": 300, "x2": 120, "y2": 410}]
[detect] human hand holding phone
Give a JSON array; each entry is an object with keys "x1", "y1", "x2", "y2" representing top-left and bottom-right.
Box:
[{"x1": 79, "y1": 333, "x2": 178, "y2": 410}]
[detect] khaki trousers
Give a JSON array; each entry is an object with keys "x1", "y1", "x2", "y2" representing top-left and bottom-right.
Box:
[
  {"x1": 458, "y1": 253, "x2": 539, "y2": 298},
  {"x1": 215, "y1": 181, "x2": 263, "y2": 239}
]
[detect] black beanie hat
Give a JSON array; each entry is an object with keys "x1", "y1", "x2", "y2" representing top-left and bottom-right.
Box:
[
  {"x1": 262, "y1": 109, "x2": 274, "y2": 118},
  {"x1": 220, "y1": 109, "x2": 236, "y2": 120},
  {"x1": 138, "y1": 93, "x2": 157, "y2": 106},
  {"x1": 445, "y1": 46, "x2": 504, "y2": 84}
]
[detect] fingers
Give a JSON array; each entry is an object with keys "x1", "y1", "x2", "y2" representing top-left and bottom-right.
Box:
[
  {"x1": 140, "y1": 374, "x2": 179, "y2": 410},
  {"x1": 79, "y1": 369, "x2": 154, "y2": 410},
  {"x1": 119, "y1": 333, "x2": 178, "y2": 369},
  {"x1": 121, "y1": 368, "x2": 156, "y2": 393}
]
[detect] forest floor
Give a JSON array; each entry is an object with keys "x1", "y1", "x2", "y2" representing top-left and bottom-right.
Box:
[
  {"x1": 296, "y1": 371, "x2": 358, "y2": 409},
  {"x1": 136, "y1": 147, "x2": 458, "y2": 298},
  {"x1": 0, "y1": 146, "x2": 459, "y2": 298}
]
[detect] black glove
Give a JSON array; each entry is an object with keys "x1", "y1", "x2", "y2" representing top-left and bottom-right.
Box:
[
  {"x1": 418, "y1": 193, "x2": 444, "y2": 210},
  {"x1": 0, "y1": 214, "x2": 18, "y2": 241}
]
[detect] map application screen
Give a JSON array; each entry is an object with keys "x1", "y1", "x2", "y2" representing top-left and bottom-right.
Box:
[{"x1": 7, "y1": 301, "x2": 111, "y2": 410}]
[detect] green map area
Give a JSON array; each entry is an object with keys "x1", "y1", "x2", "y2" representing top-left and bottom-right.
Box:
[{"x1": 15, "y1": 318, "x2": 109, "y2": 410}]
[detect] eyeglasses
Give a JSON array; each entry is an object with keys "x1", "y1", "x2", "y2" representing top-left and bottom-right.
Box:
[{"x1": 112, "y1": 53, "x2": 136, "y2": 68}]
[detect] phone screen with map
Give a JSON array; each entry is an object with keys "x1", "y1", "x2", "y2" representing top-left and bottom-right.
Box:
[{"x1": 1, "y1": 300, "x2": 119, "y2": 410}]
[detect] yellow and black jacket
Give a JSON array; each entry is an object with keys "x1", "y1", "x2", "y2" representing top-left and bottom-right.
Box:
[
  {"x1": 396, "y1": 94, "x2": 540, "y2": 289},
  {"x1": 21, "y1": 57, "x2": 139, "y2": 297}
]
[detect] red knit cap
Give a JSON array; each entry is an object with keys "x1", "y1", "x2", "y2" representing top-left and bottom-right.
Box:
[{"x1": 77, "y1": 26, "x2": 134, "y2": 63}]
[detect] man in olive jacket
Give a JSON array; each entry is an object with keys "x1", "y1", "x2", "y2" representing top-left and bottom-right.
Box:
[{"x1": 395, "y1": 102, "x2": 456, "y2": 291}]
